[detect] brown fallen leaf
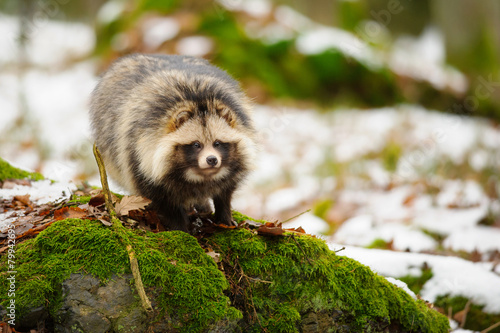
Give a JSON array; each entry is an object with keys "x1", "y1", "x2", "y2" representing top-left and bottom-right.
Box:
[
  {"x1": 283, "y1": 226, "x2": 307, "y2": 235},
  {"x1": 0, "y1": 321, "x2": 14, "y2": 332},
  {"x1": 2, "y1": 180, "x2": 18, "y2": 189},
  {"x1": 257, "y1": 222, "x2": 284, "y2": 236},
  {"x1": 206, "y1": 250, "x2": 220, "y2": 263},
  {"x1": 2, "y1": 179, "x2": 31, "y2": 188},
  {"x1": 13, "y1": 194, "x2": 31, "y2": 207},
  {"x1": 54, "y1": 206, "x2": 87, "y2": 221},
  {"x1": 115, "y1": 195, "x2": 151, "y2": 216},
  {"x1": 89, "y1": 194, "x2": 105, "y2": 207},
  {"x1": 98, "y1": 218, "x2": 113, "y2": 227}
]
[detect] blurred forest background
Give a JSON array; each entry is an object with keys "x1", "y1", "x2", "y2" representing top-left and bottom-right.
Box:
[
  {"x1": 1, "y1": 0, "x2": 500, "y2": 113},
  {"x1": 2, "y1": 1, "x2": 500, "y2": 331}
]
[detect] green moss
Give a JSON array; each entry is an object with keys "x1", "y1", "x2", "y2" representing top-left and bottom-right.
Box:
[
  {"x1": 0, "y1": 219, "x2": 240, "y2": 331},
  {"x1": 398, "y1": 266, "x2": 433, "y2": 295},
  {"x1": 312, "y1": 199, "x2": 333, "y2": 220},
  {"x1": 206, "y1": 229, "x2": 449, "y2": 332},
  {"x1": 67, "y1": 195, "x2": 92, "y2": 205},
  {"x1": 381, "y1": 141, "x2": 402, "y2": 172},
  {"x1": 232, "y1": 210, "x2": 267, "y2": 224},
  {"x1": 434, "y1": 295, "x2": 500, "y2": 333},
  {"x1": 366, "y1": 238, "x2": 391, "y2": 250},
  {"x1": 1, "y1": 219, "x2": 449, "y2": 332},
  {"x1": 0, "y1": 157, "x2": 44, "y2": 182}
]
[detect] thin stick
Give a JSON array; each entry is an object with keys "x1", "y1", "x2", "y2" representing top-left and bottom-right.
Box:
[
  {"x1": 481, "y1": 320, "x2": 500, "y2": 333},
  {"x1": 280, "y1": 209, "x2": 311, "y2": 224},
  {"x1": 460, "y1": 300, "x2": 471, "y2": 328},
  {"x1": 93, "y1": 143, "x2": 153, "y2": 312},
  {"x1": 93, "y1": 143, "x2": 115, "y2": 218}
]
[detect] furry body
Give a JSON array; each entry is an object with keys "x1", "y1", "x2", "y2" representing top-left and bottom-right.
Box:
[{"x1": 90, "y1": 54, "x2": 256, "y2": 231}]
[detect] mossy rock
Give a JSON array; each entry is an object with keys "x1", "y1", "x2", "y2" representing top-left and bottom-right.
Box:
[
  {"x1": 0, "y1": 157, "x2": 44, "y2": 182},
  {"x1": 0, "y1": 219, "x2": 449, "y2": 332}
]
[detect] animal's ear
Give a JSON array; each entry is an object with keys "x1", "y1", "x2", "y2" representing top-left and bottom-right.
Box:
[
  {"x1": 168, "y1": 109, "x2": 193, "y2": 132},
  {"x1": 217, "y1": 107, "x2": 237, "y2": 128}
]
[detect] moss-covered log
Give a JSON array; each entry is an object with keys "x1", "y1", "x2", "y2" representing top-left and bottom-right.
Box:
[{"x1": 0, "y1": 218, "x2": 449, "y2": 332}]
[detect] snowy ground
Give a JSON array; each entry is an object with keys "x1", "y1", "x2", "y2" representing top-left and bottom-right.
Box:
[{"x1": 1, "y1": 14, "x2": 500, "y2": 332}]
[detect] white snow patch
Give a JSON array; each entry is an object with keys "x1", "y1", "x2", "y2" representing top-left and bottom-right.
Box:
[
  {"x1": 264, "y1": 177, "x2": 319, "y2": 215},
  {"x1": 332, "y1": 214, "x2": 437, "y2": 252},
  {"x1": 444, "y1": 226, "x2": 500, "y2": 253},
  {"x1": 217, "y1": 0, "x2": 272, "y2": 18},
  {"x1": 282, "y1": 212, "x2": 329, "y2": 236},
  {"x1": 0, "y1": 179, "x2": 76, "y2": 229},
  {"x1": 385, "y1": 277, "x2": 416, "y2": 299},
  {"x1": 142, "y1": 17, "x2": 180, "y2": 50},
  {"x1": 175, "y1": 36, "x2": 213, "y2": 57},
  {"x1": 296, "y1": 27, "x2": 381, "y2": 68},
  {"x1": 97, "y1": 0, "x2": 125, "y2": 24},
  {"x1": 389, "y1": 27, "x2": 468, "y2": 93},
  {"x1": 413, "y1": 205, "x2": 488, "y2": 235}
]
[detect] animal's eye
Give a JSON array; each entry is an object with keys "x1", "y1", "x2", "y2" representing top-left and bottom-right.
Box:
[
  {"x1": 193, "y1": 142, "x2": 201, "y2": 149},
  {"x1": 213, "y1": 141, "x2": 221, "y2": 148}
]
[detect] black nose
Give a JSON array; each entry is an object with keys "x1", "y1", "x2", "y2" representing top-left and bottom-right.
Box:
[{"x1": 206, "y1": 155, "x2": 218, "y2": 166}]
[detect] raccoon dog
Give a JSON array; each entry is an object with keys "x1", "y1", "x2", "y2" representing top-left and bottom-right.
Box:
[{"x1": 90, "y1": 54, "x2": 256, "y2": 232}]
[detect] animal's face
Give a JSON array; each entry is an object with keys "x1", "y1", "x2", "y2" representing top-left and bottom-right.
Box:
[
  {"x1": 141, "y1": 100, "x2": 255, "y2": 185},
  {"x1": 165, "y1": 103, "x2": 243, "y2": 183},
  {"x1": 181, "y1": 136, "x2": 232, "y2": 182}
]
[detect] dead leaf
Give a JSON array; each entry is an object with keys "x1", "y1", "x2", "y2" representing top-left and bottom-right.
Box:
[
  {"x1": 206, "y1": 250, "x2": 220, "y2": 263},
  {"x1": 283, "y1": 226, "x2": 307, "y2": 235},
  {"x1": 257, "y1": 222, "x2": 284, "y2": 236},
  {"x1": 14, "y1": 222, "x2": 34, "y2": 235},
  {"x1": 13, "y1": 194, "x2": 31, "y2": 207},
  {"x1": 402, "y1": 193, "x2": 417, "y2": 207},
  {"x1": 98, "y1": 218, "x2": 113, "y2": 226},
  {"x1": 115, "y1": 196, "x2": 151, "y2": 216},
  {"x1": 2, "y1": 180, "x2": 17, "y2": 189},
  {"x1": 89, "y1": 194, "x2": 105, "y2": 207},
  {"x1": 0, "y1": 321, "x2": 14, "y2": 332},
  {"x1": 54, "y1": 206, "x2": 87, "y2": 221}
]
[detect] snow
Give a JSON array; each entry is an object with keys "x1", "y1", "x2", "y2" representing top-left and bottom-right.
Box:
[
  {"x1": 175, "y1": 36, "x2": 214, "y2": 57},
  {"x1": 282, "y1": 212, "x2": 329, "y2": 235},
  {"x1": 97, "y1": 0, "x2": 125, "y2": 24},
  {"x1": 331, "y1": 243, "x2": 500, "y2": 314},
  {"x1": 142, "y1": 17, "x2": 180, "y2": 50},
  {"x1": 296, "y1": 26, "x2": 382, "y2": 68},
  {"x1": 385, "y1": 277, "x2": 417, "y2": 300},
  {"x1": 389, "y1": 27, "x2": 468, "y2": 93},
  {"x1": 217, "y1": 0, "x2": 272, "y2": 18},
  {"x1": 0, "y1": 180, "x2": 75, "y2": 206},
  {"x1": 0, "y1": 16, "x2": 96, "y2": 179},
  {"x1": 444, "y1": 226, "x2": 500, "y2": 253}
]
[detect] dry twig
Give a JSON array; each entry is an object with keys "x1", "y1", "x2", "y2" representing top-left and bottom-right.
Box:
[{"x1": 93, "y1": 143, "x2": 153, "y2": 313}]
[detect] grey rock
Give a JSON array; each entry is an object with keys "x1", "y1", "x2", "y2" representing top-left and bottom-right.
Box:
[{"x1": 54, "y1": 273, "x2": 147, "y2": 333}]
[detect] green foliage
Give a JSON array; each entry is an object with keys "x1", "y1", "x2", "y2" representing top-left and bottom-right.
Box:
[
  {"x1": 0, "y1": 219, "x2": 239, "y2": 331},
  {"x1": 0, "y1": 157, "x2": 44, "y2": 182},
  {"x1": 207, "y1": 229, "x2": 450, "y2": 332},
  {"x1": 398, "y1": 266, "x2": 433, "y2": 295},
  {"x1": 312, "y1": 199, "x2": 333, "y2": 220},
  {"x1": 197, "y1": 9, "x2": 402, "y2": 107},
  {"x1": 137, "y1": 0, "x2": 179, "y2": 13},
  {"x1": 367, "y1": 238, "x2": 391, "y2": 250},
  {"x1": 381, "y1": 141, "x2": 402, "y2": 172},
  {"x1": 67, "y1": 194, "x2": 92, "y2": 205},
  {"x1": 232, "y1": 211, "x2": 267, "y2": 224},
  {"x1": 434, "y1": 295, "x2": 500, "y2": 333}
]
